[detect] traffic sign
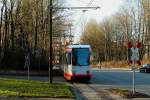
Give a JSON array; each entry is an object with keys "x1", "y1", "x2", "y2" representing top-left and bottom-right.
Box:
[
  {"x1": 127, "y1": 41, "x2": 141, "y2": 95},
  {"x1": 130, "y1": 47, "x2": 139, "y2": 62},
  {"x1": 128, "y1": 41, "x2": 141, "y2": 65}
]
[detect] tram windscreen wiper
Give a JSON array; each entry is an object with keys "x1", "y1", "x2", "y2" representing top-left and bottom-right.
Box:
[{"x1": 77, "y1": 63, "x2": 82, "y2": 66}]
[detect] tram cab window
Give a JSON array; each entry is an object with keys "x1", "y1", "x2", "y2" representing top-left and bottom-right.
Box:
[{"x1": 72, "y1": 48, "x2": 90, "y2": 66}]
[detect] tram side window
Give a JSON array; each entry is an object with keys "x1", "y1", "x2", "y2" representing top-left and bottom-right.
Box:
[
  {"x1": 63, "y1": 54, "x2": 67, "y2": 65},
  {"x1": 60, "y1": 55, "x2": 64, "y2": 65},
  {"x1": 66, "y1": 53, "x2": 71, "y2": 65}
]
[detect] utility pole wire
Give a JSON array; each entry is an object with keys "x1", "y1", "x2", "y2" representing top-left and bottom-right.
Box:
[
  {"x1": 88, "y1": 0, "x2": 95, "y2": 6},
  {"x1": 50, "y1": 6, "x2": 100, "y2": 10},
  {"x1": 75, "y1": 0, "x2": 96, "y2": 27},
  {"x1": 74, "y1": 0, "x2": 96, "y2": 40}
]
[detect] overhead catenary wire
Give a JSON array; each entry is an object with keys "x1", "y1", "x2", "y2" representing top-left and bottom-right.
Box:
[
  {"x1": 74, "y1": 0, "x2": 95, "y2": 27},
  {"x1": 51, "y1": 6, "x2": 99, "y2": 9},
  {"x1": 88, "y1": 0, "x2": 95, "y2": 6},
  {"x1": 73, "y1": 0, "x2": 95, "y2": 40}
]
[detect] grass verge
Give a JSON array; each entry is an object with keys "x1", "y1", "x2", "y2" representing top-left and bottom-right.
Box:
[
  {"x1": 0, "y1": 78, "x2": 74, "y2": 98},
  {"x1": 107, "y1": 88, "x2": 150, "y2": 99}
]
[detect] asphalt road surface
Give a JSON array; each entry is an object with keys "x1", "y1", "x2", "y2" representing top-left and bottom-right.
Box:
[{"x1": 91, "y1": 70, "x2": 150, "y2": 95}]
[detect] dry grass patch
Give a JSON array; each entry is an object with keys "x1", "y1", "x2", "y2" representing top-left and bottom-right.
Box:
[
  {"x1": 92, "y1": 60, "x2": 150, "y2": 69},
  {"x1": 102, "y1": 61, "x2": 129, "y2": 68},
  {"x1": 107, "y1": 88, "x2": 150, "y2": 99}
]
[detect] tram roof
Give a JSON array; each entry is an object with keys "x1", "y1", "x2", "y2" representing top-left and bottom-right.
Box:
[{"x1": 67, "y1": 44, "x2": 90, "y2": 48}]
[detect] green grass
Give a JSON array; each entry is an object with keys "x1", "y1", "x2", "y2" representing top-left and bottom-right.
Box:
[{"x1": 0, "y1": 78, "x2": 74, "y2": 98}]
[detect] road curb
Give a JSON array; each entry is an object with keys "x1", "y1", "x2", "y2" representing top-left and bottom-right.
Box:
[{"x1": 69, "y1": 83, "x2": 86, "y2": 100}]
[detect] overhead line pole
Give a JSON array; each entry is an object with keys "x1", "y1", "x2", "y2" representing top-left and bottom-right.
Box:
[
  {"x1": 49, "y1": 0, "x2": 53, "y2": 84},
  {"x1": 48, "y1": 2, "x2": 100, "y2": 83}
]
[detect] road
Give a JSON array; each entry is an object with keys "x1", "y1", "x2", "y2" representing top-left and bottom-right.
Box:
[{"x1": 90, "y1": 70, "x2": 150, "y2": 95}]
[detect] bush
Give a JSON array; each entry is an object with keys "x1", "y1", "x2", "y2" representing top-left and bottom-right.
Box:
[
  {"x1": 0, "y1": 48, "x2": 48, "y2": 70},
  {"x1": 1, "y1": 48, "x2": 25, "y2": 69}
]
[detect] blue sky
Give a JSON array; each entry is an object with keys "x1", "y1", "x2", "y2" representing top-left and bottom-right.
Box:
[{"x1": 65, "y1": 0, "x2": 124, "y2": 43}]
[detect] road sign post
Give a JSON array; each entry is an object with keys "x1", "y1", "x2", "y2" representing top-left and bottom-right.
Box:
[
  {"x1": 24, "y1": 53, "x2": 30, "y2": 80},
  {"x1": 132, "y1": 60, "x2": 135, "y2": 94},
  {"x1": 128, "y1": 41, "x2": 141, "y2": 95}
]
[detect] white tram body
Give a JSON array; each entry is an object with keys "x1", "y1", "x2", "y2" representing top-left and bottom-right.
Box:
[{"x1": 60, "y1": 44, "x2": 92, "y2": 81}]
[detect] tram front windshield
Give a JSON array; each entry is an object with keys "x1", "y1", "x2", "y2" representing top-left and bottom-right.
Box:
[{"x1": 72, "y1": 48, "x2": 90, "y2": 66}]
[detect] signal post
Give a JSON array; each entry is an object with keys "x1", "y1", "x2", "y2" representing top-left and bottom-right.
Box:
[{"x1": 128, "y1": 41, "x2": 141, "y2": 94}]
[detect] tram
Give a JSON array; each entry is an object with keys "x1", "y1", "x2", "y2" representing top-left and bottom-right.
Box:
[{"x1": 60, "y1": 44, "x2": 92, "y2": 81}]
